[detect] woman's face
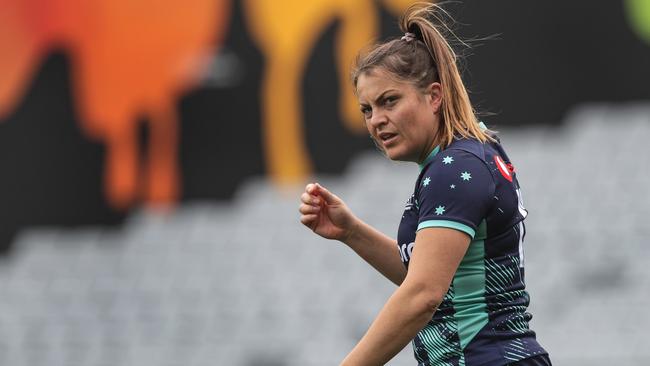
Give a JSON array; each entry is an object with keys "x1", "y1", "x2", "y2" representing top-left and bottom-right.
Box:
[{"x1": 356, "y1": 67, "x2": 442, "y2": 163}]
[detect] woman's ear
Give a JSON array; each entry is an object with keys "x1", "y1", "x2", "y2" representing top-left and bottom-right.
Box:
[{"x1": 426, "y1": 82, "x2": 443, "y2": 114}]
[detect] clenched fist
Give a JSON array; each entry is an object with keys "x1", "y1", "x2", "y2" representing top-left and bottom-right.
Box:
[{"x1": 298, "y1": 183, "x2": 357, "y2": 242}]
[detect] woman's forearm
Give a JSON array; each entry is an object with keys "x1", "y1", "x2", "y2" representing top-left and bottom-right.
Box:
[
  {"x1": 342, "y1": 218, "x2": 407, "y2": 286},
  {"x1": 340, "y1": 282, "x2": 439, "y2": 366}
]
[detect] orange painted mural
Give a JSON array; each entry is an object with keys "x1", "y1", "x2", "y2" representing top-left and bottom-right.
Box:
[
  {"x1": 5, "y1": 0, "x2": 642, "y2": 216},
  {"x1": 0, "y1": 0, "x2": 231, "y2": 210}
]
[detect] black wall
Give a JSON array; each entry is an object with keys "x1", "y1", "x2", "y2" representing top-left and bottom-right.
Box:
[{"x1": 1, "y1": 1, "x2": 648, "y2": 253}]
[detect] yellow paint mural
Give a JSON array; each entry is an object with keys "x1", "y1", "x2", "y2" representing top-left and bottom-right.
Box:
[{"x1": 243, "y1": 0, "x2": 429, "y2": 185}]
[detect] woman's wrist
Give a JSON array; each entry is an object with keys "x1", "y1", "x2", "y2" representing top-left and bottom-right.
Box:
[{"x1": 340, "y1": 216, "x2": 362, "y2": 245}]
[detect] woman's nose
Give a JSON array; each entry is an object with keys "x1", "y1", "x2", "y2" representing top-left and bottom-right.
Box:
[{"x1": 368, "y1": 110, "x2": 387, "y2": 128}]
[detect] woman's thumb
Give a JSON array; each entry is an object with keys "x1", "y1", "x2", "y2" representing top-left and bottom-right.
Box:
[{"x1": 315, "y1": 183, "x2": 339, "y2": 204}]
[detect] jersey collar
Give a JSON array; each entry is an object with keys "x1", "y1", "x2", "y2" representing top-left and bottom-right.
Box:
[
  {"x1": 417, "y1": 122, "x2": 485, "y2": 171},
  {"x1": 418, "y1": 145, "x2": 440, "y2": 171}
]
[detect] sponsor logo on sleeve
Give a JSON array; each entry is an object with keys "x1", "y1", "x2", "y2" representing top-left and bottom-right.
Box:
[{"x1": 494, "y1": 155, "x2": 513, "y2": 182}]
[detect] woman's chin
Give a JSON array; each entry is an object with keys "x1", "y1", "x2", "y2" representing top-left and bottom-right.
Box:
[
  {"x1": 386, "y1": 148, "x2": 422, "y2": 162},
  {"x1": 384, "y1": 148, "x2": 409, "y2": 162}
]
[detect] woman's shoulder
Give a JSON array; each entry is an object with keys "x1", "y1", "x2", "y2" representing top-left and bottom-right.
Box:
[
  {"x1": 420, "y1": 140, "x2": 496, "y2": 185},
  {"x1": 442, "y1": 137, "x2": 493, "y2": 164}
]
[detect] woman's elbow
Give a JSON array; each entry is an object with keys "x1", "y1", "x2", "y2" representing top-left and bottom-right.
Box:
[
  {"x1": 404, "y1": 282, "x2": 445, "y2": 316},
  {"x1": 419, "y1": 291, "x2": 444, "y2": 315}
]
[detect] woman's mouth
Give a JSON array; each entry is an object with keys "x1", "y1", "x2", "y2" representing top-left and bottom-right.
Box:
[{"x1": 379, "y1": 132, "x2": 398, "y2": 146}]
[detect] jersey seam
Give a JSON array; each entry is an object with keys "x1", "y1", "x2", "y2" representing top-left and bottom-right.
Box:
[{"x1": 417, "y1": 219, "x2": 476, "y2": 238}]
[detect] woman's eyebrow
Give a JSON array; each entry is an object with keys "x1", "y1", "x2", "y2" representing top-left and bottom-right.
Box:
[{"x1": 374, "y1": 89, "x2": 398, "y2": 103}]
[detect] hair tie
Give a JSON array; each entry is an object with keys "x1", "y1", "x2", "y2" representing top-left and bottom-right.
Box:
[{"x1": 401, "y1": 32, "x2": 416, "y2": 42}]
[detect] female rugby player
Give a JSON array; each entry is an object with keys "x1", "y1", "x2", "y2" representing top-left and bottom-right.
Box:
[{"x1": 298, "y1": 3, "x2": 550, "y2": 365}]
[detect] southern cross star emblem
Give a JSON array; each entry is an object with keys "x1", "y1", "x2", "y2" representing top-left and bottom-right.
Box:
[
  {"x1": 442, "y1": 156, "x2": 454, "y2": 165},
  {"x1": 450, "y1": 184, "x2": 456, "y2": 189},
  {"x1": 461, "y1": 171, "x2": 472, "y2": 181},
  {"x1": 435, "y1": 205, "x2": 446, "y2": 215},
  {"x1": 422, "y1": 177, "x2": 431, "y2": 187}
]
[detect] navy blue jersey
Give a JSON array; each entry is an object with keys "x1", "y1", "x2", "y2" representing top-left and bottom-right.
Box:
[{"x1": 397, "y1": 137, "x2": 548, "y2": 366}]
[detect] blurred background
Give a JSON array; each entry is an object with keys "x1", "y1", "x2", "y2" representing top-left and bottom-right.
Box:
[{"x1": 0, "y1": 0, "x2": 649, "y2": 365}]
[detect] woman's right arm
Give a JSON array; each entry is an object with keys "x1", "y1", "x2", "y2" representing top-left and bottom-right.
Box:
[{"x1": 299, "y1": 183, "x2": 407, "y2": 286}]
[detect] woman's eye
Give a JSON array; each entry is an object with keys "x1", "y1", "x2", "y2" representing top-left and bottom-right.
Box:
[
  {"x1": 385, "y1": 96, "x2": 398, "y2": 106},
  {"x1": 360, "y1": 106, "x2": 372, "y2": 118}
]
